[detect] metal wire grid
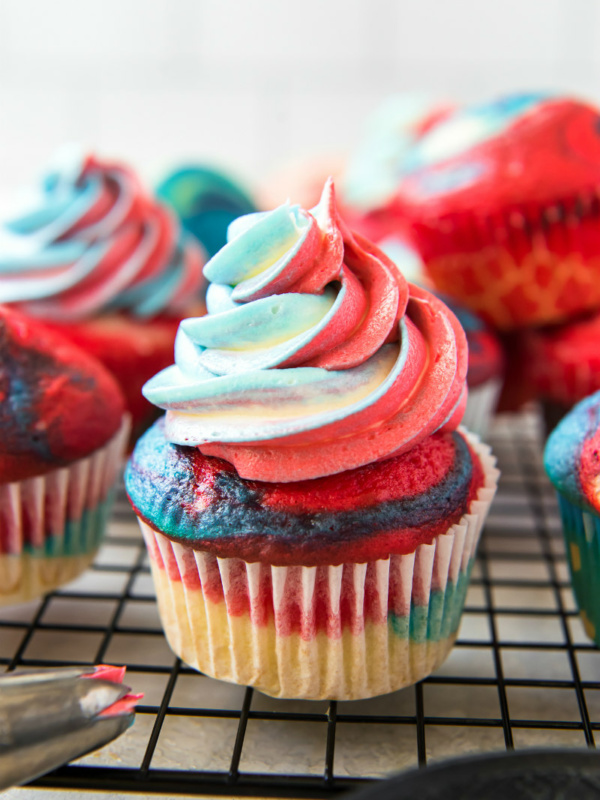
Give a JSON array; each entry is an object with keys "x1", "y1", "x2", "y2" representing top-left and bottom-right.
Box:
[{"x1": 0, "y1": 409, "x2": 599, "y2": 797}]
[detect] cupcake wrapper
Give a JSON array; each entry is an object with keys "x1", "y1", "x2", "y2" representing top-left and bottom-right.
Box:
[
  {"x1": 556, "y1": 493, "x2": 600, "y2": 645},
  {"x1": 0, "y1": 416, "x2": 130, "y2": 606},
  {"x1": 140, "y1": 431, "x2": 499, "y2": 700},
  {"x1": 420, "y1": 201, "x2": 600, "y2": 329},
  {"x1": 462, "y1": 377, "x2": 502, "y2": 437}
]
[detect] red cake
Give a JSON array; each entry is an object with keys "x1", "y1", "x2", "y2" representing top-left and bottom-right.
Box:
[
  {"x1": 399, "y1": 94, "x2": 600, "y2": 330},
  {"x1": 521, "y1": 309, "x2": 600, "y2": 430},
  {"x1": 0, "y1": 306, "x2": 129, "y2": 605}
]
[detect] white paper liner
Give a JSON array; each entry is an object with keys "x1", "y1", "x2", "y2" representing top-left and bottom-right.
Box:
[
  {"x1": 462, "y1": 377, "x2": 502, "y2": 438},
  {"x1": 140, "y1": 430, "x2": 499, "y2": 700},
  {"x1": 0, "y1": 415, "x2": 130, "y2": 606}
]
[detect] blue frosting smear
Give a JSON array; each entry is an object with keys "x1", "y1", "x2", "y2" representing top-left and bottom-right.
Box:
[
  {"x1": 402, "y1": 92, "x2": 550, "y2": 197},
  {"x1": 156, "y1": 165, "x2": 257, "y2": 258},
  {"x1": 404, "y1": 93, "x2": 549, "y2": 173},
  {"x1": 125, "y1": 419, "x2": 475, "y2": 564},
  {"x1": 544, "y1": 390, "x2": 600, "y2": 511}
]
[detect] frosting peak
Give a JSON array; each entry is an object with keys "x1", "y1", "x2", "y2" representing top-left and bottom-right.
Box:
[
  {"x1": 0, "y1": 148, "x2": 206, "y2": 321},
  {"x1": 144, "y1": 181, "x2": 468, "y2": 481}
]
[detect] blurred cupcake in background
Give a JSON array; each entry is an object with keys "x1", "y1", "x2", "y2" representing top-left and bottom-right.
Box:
[
  {"x1": 398, "y1": 93, "x2": 600, "y2": 331},
  {"x1": 340, "y1": 95, "x2": 454, "y2": 244},
  {"x1": 0, "y1": 305, "x2": 129, "y2": 606},
  {"x1": 523, "y1": 309, "x2": 600, "y2": 433},
  {"x1": 545, "y1": 391, "x2": 600, "y2": 644},
  {"x1": 0, "y1": 147, "x2": 207, "y2": 441},
  {"x1": 157, "y1": 164, "x2": 257, "y2": 258}
]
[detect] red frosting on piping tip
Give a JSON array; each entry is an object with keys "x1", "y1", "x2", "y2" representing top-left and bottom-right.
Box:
[{"x1": 85, "y1": 664, "x2": 144, "y2": 717}]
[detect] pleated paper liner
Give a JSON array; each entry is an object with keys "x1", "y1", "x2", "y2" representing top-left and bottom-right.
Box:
[
  {"x1": 556, "y1": 493, "x2": 600, "y2": 645},
  {"x1": 139, "y1": 430, "x2": 499, "y2": 700},
  {"x1": 0, "y1": 415, "x2": 130, "y2": 606},
  {"x1": 418, "y1": 197, "x2": 600, "y2": 330}
]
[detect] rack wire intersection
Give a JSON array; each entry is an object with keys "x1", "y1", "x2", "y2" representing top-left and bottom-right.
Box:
[{"x1": 0, "y1": 410, "x2": 598, "y2": 797}]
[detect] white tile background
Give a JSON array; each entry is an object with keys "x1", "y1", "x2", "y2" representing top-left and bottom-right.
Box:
[{"x1": 0, "y1": 0, "x2": 598, "y2": 209}]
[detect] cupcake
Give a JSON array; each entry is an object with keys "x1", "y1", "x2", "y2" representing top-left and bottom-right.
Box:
[
  {"x1": 375, "y1": 235, "x2": 504, "y2": 436},
  {"x1": 0, "y1": 147, "x2": 206, "y2": 439},
  {"x1": 523, "y1": 310, "x2": 600, "y2": 432},
  {"x1": 126, "y1": 181, "x2": 499, "y2": 700},
  {"x1": 341, "y1": 95, "x2": 453, "y2": 245},
  {"x1": 157, "y1": 164, "x2": 257, "y2": 259},
  {"x1": 544, "y1": 391, "x2": 600, "y2": 644},
  {"x1": 0, "y1": 306, "x2": 129, "y2": 606},
  {"x1": 398, "y1": 93, "x2": 600, "y2": 330}
]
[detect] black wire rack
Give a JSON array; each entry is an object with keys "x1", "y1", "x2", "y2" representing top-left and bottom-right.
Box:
[{"x1": 1, "y1": 409, "x2": 599, "y2": 798}]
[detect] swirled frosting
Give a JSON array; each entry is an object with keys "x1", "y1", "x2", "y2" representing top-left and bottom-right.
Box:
[
  {"x1": 143, "y1": 180, "x2": 468, "y2": 482},
  {"x1": 0, "y1": 148, "x2": 206, "y2": 321},
  {"x1": 545, "y1": 390, "x2": 600, "y2": 514}
]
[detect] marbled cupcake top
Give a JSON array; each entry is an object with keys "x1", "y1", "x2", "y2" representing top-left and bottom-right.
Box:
[
  {"x1": 0, "y1": 305, "x2": 125, "y2": 482},
  {"x1": 399, "y1": 94, "x2": 600, "y2": 212},
  {"x1": 0, "y1": 148, "x2": 206, "y2": 321},
  {"x1": 126, "y1": 419, "x2": 483, "y2": 565},
  {"x1": 545, "y1": 390, "x2": 600, "y2": 514},
  {"x1": 142, "y1": 180, "x2": 468, "y2": 482}
]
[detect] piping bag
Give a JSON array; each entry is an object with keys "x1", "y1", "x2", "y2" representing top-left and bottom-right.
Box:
[{"x1": 0, "y1": 664, "x2": 143, "y2": 790}]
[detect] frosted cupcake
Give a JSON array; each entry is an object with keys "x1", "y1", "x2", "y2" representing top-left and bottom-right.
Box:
[
  {"x1": 399, "y1": 94, "x2": 600, "y2": 330},
  {"x1": 545, "y1": 391, "x2": 600, "y2": 643},
  {"x1": 0, "y1": 306, "x2": 129, "y2": 605},
  {"x1": 126, "y1": 181, "x2": 499, "y2": 700},
  {"x1": 0, "y1": 148, "x2": 206, "y2": 439}
]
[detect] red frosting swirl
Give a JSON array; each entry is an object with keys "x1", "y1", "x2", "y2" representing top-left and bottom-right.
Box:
[
  {"x1": 0, "y1": 152, "x2": 206, "y2": 322},
  {"x1": 151, "y1": 181, "x2": 470, "y2": 481}
]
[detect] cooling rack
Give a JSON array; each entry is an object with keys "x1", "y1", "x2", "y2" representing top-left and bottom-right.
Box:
[{"x1": 1, "y1": 409, "x2": 599, "y2": 798}]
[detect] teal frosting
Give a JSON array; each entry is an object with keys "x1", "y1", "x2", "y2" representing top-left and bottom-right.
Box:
[{"x1": 157, "y1": 165, "x2": 256, "y2": 258}]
